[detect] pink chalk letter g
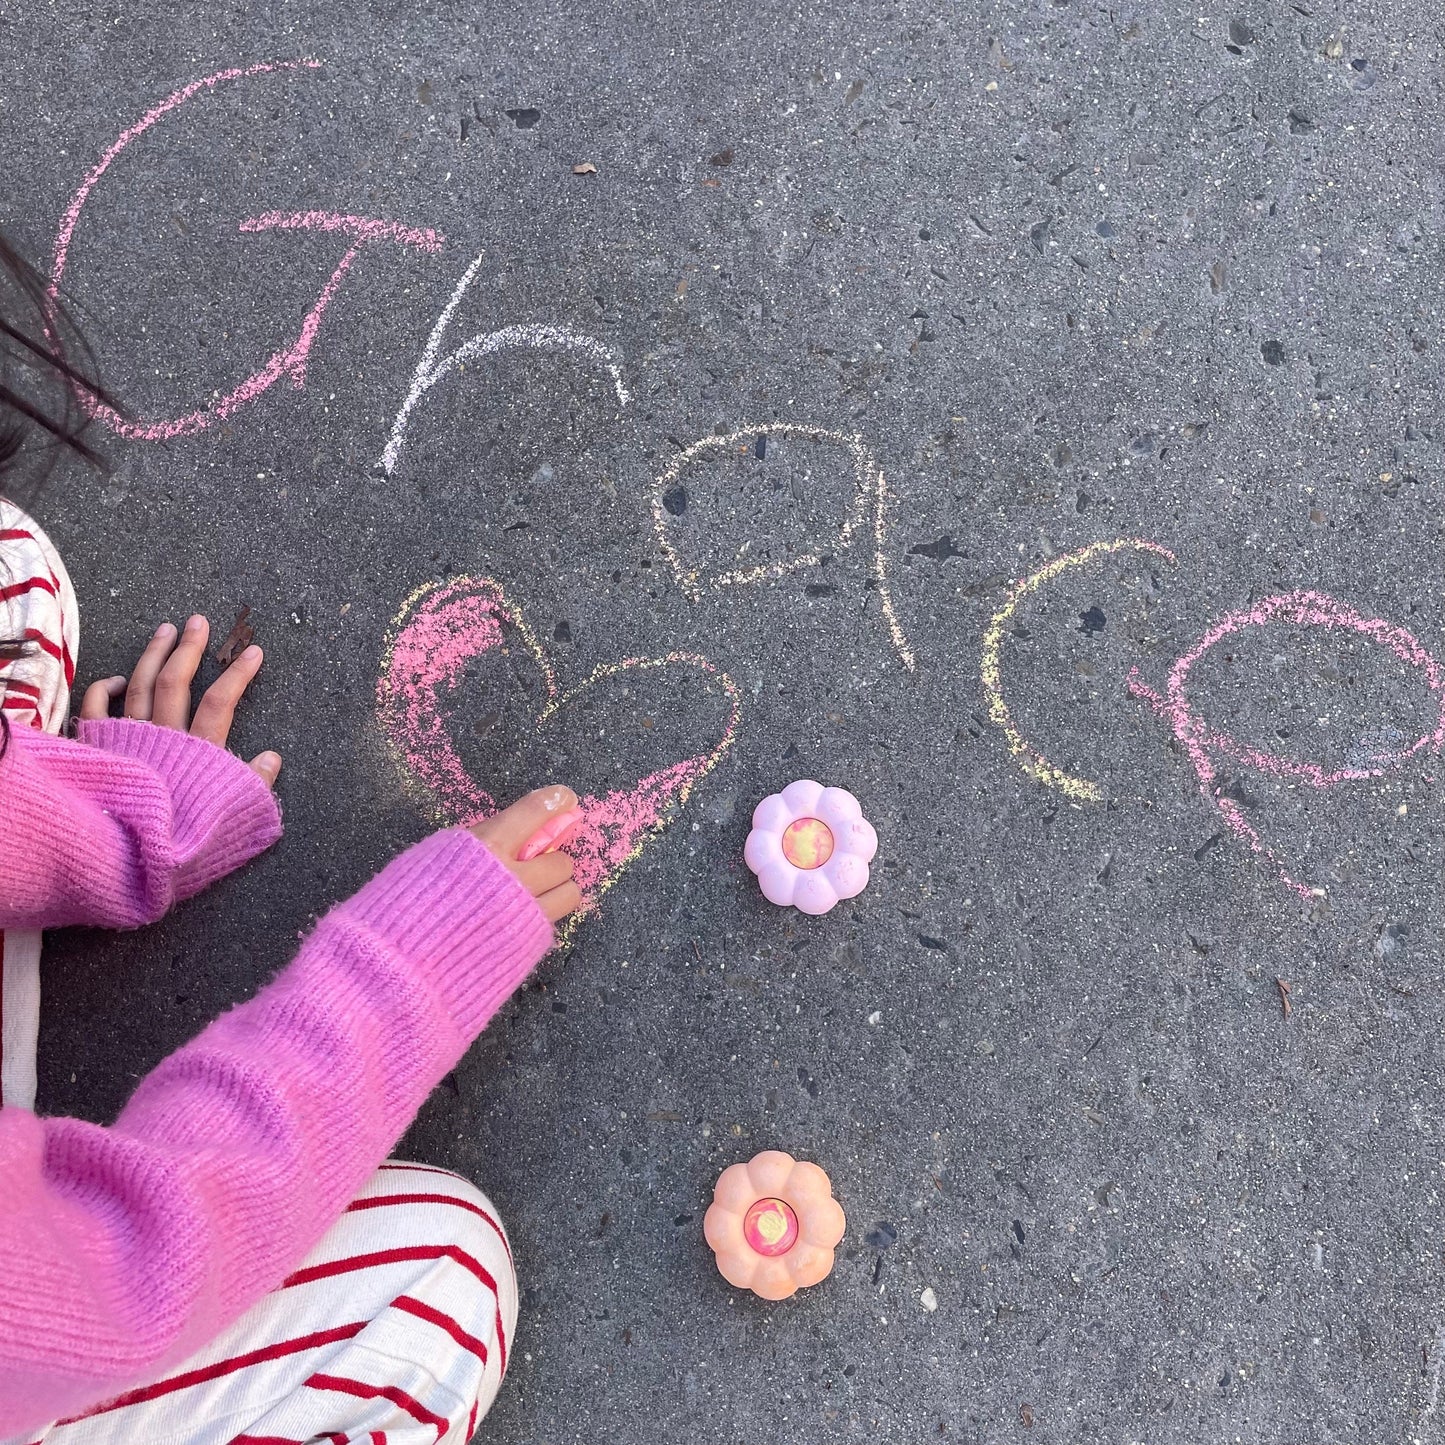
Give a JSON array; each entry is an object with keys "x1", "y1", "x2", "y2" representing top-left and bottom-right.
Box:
[{"x1": 48, "y1": 61, "x2": 443, "y2": 441}]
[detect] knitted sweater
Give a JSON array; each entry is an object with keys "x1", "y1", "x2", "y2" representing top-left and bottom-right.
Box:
[{"x1": 0, "y1": 718, "x2": 553, "y2": 1434}]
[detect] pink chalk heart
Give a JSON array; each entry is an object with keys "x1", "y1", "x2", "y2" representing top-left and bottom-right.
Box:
[{"x1": 377, "y1": 576, "x2": 741, "y2": 935}]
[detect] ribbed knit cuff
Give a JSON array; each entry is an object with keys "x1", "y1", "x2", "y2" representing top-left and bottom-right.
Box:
[
  {"x1": 333, "y1": 828, "x2": 555, "y2": 1039},
  {"x1": 75, "y1": 717, "x2": 283, "y2": 899}
]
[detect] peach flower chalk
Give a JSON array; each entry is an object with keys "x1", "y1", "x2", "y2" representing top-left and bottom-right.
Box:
[
  {"x1": 704, "y1": 1150, "x2": 847, "y2": 1300},
  {"x1": 744, "y1": 780, "x2": 877, "y2": 915}
]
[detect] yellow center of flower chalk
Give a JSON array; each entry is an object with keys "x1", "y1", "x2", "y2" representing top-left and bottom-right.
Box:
[
  {"x1": 743, "y1": 1197, "x2": 800, "y2": 1256},
  {"x1": 781, "y1": 817, "x2": 834, "y2": 869}
]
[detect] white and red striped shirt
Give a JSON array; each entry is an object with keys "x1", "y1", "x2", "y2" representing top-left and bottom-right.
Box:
[
  {"x1": 0, "y1": 498, "x2": 77, "y2": 1113},
  {"x1": 0, "y1": 498, "x2": 77, "y2": 735}
]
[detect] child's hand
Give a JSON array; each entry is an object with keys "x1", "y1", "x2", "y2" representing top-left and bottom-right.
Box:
[
  {"x1": 469, "y1": 787, "x2": 583, "y2": 924},
  {"x1": 79, "y1": 615, "x2": 282, "y2": 788}
]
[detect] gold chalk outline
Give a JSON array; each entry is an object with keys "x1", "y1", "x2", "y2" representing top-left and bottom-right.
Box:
[
  {"x1": 980, "y1": 538, "x2": 1177, "y2": 801},
  {"x1": 651, "y1": 423, "x2": 915, "y2": 671},
  {"x1": 541, "y1": 651, "x2": 743, "y2": 943}
]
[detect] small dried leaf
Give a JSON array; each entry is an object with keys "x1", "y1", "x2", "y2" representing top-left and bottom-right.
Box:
[
  {"x1": 572, "y1": 160, "x2": 597, "y2": 175},
  {"x1": 214, "y1": 605, "x2": 254, "y2": 666},
  {"x1": 1276, "y1": 977, "x2": 1293, "y2": 1020}
]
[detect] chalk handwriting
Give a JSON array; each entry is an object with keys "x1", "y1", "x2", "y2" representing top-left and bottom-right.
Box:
[
  {"x1": 1129, "y1": 589, "x2": 1445, "y2": 898},
  {"x1": 379, "y1": 251, "x2": 629, "y2": 475},
  {"x1": 982, "y1": 548, "x2": 1444, "y2": 899},
  {"x1": 981, "y1": 538, "x2": 1177, "y2": 801},
  {"x1": 49, "y1": 61, "x2": 442, "y2": 440},
  {"x1": 651, "y1": 424, "x2": 916, "y2": 671},
  {"x1": 50, "y1": 63, "x2": 1442, "y2": 913}
]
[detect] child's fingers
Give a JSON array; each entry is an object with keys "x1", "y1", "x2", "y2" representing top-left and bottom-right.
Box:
[
  {"x1": 248, "y1": 751, "x2": 282, "y2": 788},
  {"x1": 190, "y1": 645, "x2": 264, "y2": 746},
  {"x1": 79, "y1": 676, "x2": 127, "y2": 721},
  {"x1": 470, "y1": 785, "x2": 579, "y2": 861},
  {"x1": 510, "y1": 850, "x2": 575, "y2": 897},
  {"x1": 152, "y1": 614, "x2": 209, "y2": 730},
  {"x1": 123, "y1": 622, "x2": 178, "y2": 720},
  {"x1": 536, "y1": 879, "x2": 584, "y2": 924}
]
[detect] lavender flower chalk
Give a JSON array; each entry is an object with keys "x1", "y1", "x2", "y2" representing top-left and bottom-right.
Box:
[{"x1": 744, "y1": 780, "x2": 877, "y2": 915}]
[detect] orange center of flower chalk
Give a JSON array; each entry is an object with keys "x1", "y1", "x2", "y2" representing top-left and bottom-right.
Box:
[
  {"x1": 781, "y1": 817, "x2": 834, "y2": 870},
  {"x1": 743, "y1": 1197, "x2": 800, "y2": 1256}
]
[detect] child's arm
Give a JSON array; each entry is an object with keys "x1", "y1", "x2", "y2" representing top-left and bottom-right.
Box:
[
  {"x1": 0, "y1": 793, "x2": 579, "y2": 1436},
  {"x1": 0, "y1": 720, "x2": 281, "y2": 929},
  {"x1": 0, "y1": 614, "x2": 282, "y2": 930}
]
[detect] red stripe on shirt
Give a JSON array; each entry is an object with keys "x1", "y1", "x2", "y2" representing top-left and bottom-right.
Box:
[
  {"x1": 376, "y1": 1161, "x2": 469, "y2": 1183},
  {"x1": 304, "y1": 1372, "x2": 451, "y2": 1439},
  {"x1": 393, "y1": 1292, "x2": 489, "y2": 1366},
  {"x1": 20, "y1": 628, "x2": 61, "y2": 665},
  {"x1": 55, "y1": 1321, "x2": 367, "y2": 1424},
  {"x1": 231, "y1": 1436, "x2": 351, "y2": 1445},
  {"x1": 283, "y1": 1244, "x2": 500, "y2": 1296},
  {"x1": 0, "y1": 574, "x2": 58, "y2": 603},
  {"x1": 17, "y1": 627, "x2": 76, "y2": 688},
  {"x1": 345, "y1": 1190, "x2": 513, "y2": 1263},
  {"x1": 282, "y1": 1244, "x2": 508, "y2": 1372}
]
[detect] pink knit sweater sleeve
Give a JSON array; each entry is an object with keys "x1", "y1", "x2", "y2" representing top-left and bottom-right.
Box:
[
  {"x1": 0, "y1": 719, "x2": 282, "y2": 930},
  {"x1": 0, "y1": 827, "x2": 553, "y2": 1435}
]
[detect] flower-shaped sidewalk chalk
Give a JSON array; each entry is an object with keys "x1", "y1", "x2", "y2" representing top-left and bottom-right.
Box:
[
  {"x1": 744, "y1": 780, "x2": 877, "y2": 915},
  {"x1": 704, "y1": 1150, "x2": 847, "y2": 1300}
]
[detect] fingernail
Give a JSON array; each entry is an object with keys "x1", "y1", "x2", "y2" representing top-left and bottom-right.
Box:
[
  {"x1": 542, "y1": 787, "x2": 568, "y2": 812},
  {"x1": 243, "y1": 645, "x2": 263, "y2": 662},
  {"x1": 542, "y1": 811, "x2": 584, "y2": 854},
  {"x1": 519, "y1": 807, "x2": 583, "y2": 862},
  {"x1": 185, "y1": 615, "x2": 205, "y2": 632},
  {"x1": 155, "y1": 622, "x2": 175, "y2": 638}
]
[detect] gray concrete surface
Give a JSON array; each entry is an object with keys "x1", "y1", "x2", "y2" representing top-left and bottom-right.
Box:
[{"x1": 6, "y1": 2, "x2": 1445, "y2": 1440}]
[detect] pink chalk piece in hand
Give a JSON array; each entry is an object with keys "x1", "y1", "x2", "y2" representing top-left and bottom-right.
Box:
[
  {"x1": 744, "y1": 780, "x2": 876, "y2": 915},
  {"x1": 704, "y1": 1150, "x2": 846, "y2": 1301},
  {"x1": 518, "y1": 807, "x2": 584, "y2": 863}
]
